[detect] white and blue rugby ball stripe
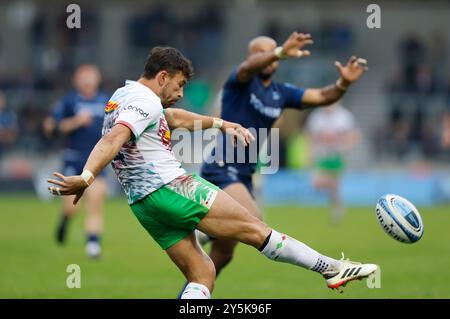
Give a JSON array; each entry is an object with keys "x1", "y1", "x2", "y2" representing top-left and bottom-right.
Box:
[{"x1": 375, "y1": 194, "x2": 424, "y2": 243}]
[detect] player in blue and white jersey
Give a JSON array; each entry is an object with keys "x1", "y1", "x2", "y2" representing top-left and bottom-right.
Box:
[{"x1": 51, "y1": 65, "x2": 108, "y2": 258}]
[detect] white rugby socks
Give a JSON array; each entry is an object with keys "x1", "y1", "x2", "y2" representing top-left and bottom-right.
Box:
[
  {"x1": 180, "y1": 282, "x2": 211, "y2": 299},
  {"x1": 260, "y1": 229, "x2": 341, "y2": 274}
]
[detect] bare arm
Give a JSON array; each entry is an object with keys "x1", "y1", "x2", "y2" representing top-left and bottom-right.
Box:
[
  {"x1": 165, "y1": 108, "x2": 215, "y2": 131},
  {"x1": 165, "y1": 107, "x2": 255, "y2": 146},
  {"x1": 302, "y1": 56, "x2": 368, "y2": 106},
  {"x1": 83, "y1": 124, "x2": 131, "y2": 175},
  {"x1": 237, "y1": 52, "x2": 280, "y2": 83},
  {"x1": 237, "y1": 32, "x2": 313, "y2": 83},
  {"x1": 47, "y1": 124, "x2": 132, "y2": 204},
  {"x1": 302, "y1": 84, "x2": 348, "y2": 107}
]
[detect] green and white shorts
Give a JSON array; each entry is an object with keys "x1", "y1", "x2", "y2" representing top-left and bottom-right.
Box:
[
  {"x1": 315, "y1": 154, "x2": 345, "y2": 174},
  {"x1": 130, "y1": 173, "x2": 219, "y2": 250}
]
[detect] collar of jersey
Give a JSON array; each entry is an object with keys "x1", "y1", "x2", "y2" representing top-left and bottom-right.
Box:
[{"x1": 125, "y1": 80, "x2": 162, "y2": 103}]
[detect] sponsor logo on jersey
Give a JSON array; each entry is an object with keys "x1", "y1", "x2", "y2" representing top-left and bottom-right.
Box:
[
  {"x1": 126, "y1": 105, "x2": 149, "y2": 118},
  {"x1": 250, "y1": 93, "x2": 281, "y2": 118}
]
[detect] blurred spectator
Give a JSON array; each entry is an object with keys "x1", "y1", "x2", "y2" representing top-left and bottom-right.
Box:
[
  {"x1": 191, "y1": 4, "x2": 224, "y2": 68},
  {"x1": 31, "y1": 10, "x2": 46, "y2": 48},
  {"x1": 389, "y1": 106, "x2": 410, "y2": 158},
  {"x1": 386, "y1": 68, "x2": 405, "y2": 93},
  {"x1": 442, "y1": 121, "x2": 450, "y2": 152},
  {"x1": 17, "y1": 100, "x2": 44, "y2": 152},
  {"x1": 415, "y1": 65, "x2": 434, "y2": 95},
  {"x1": 320, "y1": 21, "x2": 353, "y2": 52},
  {"x1": 127, "y1": 3, "x2": 224, "y2": 73},
  {"x1": 421, "y1": 114, "x2": 440, "y2": 157},
  {"x1": 55, "y1": 4, "x2": 99, "y2": 49},
  {"x1": 409, "y1": 107, "x2": 425, "y2": 151},
  {"x1": 441, "y1": 78, "x2": 450, "y2": 150},
  {"x1": 381, "y1": 31, "x2": 448, "y2": 160},
  {"x1": 0, "y1": 92, "x2": 18, "y2": 158},
  {"x1": 429, "y1": 30, "x2": 447, "y2": 91},
  {"x1": 448, "y1": 76, "x2": 450, "y2": 108},
  {"x1": 399, "y1": 33, "x2": 426, "y2": 92},
  {"x1": 127, "y1": 4, "x2": 173, "y2": 48}
]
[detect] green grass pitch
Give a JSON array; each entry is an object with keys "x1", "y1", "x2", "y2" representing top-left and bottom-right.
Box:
[{"x1": 1, "y1": 195, "x2": 449, "y2": 298}]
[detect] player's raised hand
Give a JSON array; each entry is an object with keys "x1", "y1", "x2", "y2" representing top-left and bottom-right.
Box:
[
  {"x1": 222, "y1": 121, "x2": 256, "y2": 147},
  {"x1": 47, "y1": 172, "x2": 88, "y2": 205},
  {"x1": 335, "y1": 56, "x2": 369, "y2": 83},
  {"x1": 280, "y1": 32, "x2": 313, "y2": 59}
]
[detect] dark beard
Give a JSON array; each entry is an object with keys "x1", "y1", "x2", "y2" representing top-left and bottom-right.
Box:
[{"x1": 258, "y1": 72, "x2": 272, "y2": 81}]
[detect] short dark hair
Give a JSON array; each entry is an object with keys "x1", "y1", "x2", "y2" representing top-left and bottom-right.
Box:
[{"x1": 143, "y1": 46, "x2": 194, "y2": 80}]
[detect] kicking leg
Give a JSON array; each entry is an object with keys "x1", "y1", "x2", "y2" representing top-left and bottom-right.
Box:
[
  {"x1": 198, "y1": 189, "x2": 378, "y2": 290},
  {"x1": 209, "y1": 182, "x2": 261, "y2": 276}
]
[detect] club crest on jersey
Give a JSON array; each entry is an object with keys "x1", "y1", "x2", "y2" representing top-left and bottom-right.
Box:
[
  {"x1": 104, "y1": 100, "x2": 118, "y2": 113},
  {"x1": 158, "y1": 117, "x2": 172, "y2": 151},
  {"x1": 272, "y1": 91, "x2": 280, "y2": 100}
]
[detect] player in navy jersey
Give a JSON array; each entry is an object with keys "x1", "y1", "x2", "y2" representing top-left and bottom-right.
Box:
[
  {"x1": 51, "y1": 64, "x2": 108, "y2": 258},
  {"x1": 198, "y1": 32, "x2": 369, "y2": 277}
]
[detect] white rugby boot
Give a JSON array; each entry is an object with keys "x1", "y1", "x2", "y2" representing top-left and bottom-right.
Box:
[{"x1": 323, "y1": 253, "x2": 378, "y2": 292}]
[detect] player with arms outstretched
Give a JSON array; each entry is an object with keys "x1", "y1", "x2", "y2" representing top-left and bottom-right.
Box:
[
  {"x1": 48, "y1": 47, "x2": 377, "y2": 298},
  {"x1": 197, "y1": 32, "x2": 369, "y2": 279}
]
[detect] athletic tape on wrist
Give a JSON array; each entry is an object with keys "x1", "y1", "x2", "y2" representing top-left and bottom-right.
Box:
[
  {"x1": 212, "y1": 118, "x2": 223, "y2": 129},
  {"x1": 336, "y1": 78, "x2": 349, "y2": 91},
  {"x1": 274, "y1": 47, "x2": 287, "y2": 60},
  {"x1": 81, "y1": 170, "x2": 95, "y2": 186}
]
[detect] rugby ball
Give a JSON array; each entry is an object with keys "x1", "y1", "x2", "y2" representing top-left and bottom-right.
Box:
[{"x1": 375, "y1": 194, "x2": 423, "y2": 243}]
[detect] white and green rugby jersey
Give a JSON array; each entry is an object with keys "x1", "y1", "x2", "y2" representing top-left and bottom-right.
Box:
[{"x1": 102, "y1": 80, "x2": 186, "y2": 204}]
